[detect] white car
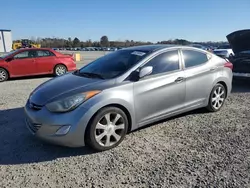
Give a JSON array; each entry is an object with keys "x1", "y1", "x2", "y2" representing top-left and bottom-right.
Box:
[{"x1": 213, "y1": 45, "x2": 234, "y2": 58}]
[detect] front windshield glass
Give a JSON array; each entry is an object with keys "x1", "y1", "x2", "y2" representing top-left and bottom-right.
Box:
[
  {"x1": 77, "y1": 49, "x2": 150, "y2": 79},
  {"x1": 0, "y1": 50, "x2": 19, "y2": 59}
]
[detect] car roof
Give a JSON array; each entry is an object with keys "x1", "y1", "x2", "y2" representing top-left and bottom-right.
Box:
[
  {"x1": 121, "y1": 44, "x2": 179, "y2": 52},
  {"x1": 17, "y1": 48, "x2": 53, "y2": 51}
]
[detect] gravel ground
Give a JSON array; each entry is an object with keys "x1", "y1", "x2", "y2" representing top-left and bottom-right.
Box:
[{"x1": 0, "y1": 77, "x2": 250, "y2": 188}]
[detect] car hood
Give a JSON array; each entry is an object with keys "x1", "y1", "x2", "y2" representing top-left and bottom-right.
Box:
[
  {"x1": 29, "y1": 72, "x2": 112, "y2": 106},
  {"x1": 226, "y1": 29, "x2": 250, "y2": 54}
]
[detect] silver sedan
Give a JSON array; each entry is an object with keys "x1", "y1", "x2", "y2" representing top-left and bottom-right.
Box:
[{"x1": 24, "y1": 45, "x2": 233, "y2": 151}]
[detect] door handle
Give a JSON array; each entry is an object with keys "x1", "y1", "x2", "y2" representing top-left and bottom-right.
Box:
[
  {"x1": 175, "y1": 77, "x2": 185, "y2": 83},
  {"x1": 210, "y1": 67, "x2": 217, "y2": 71}
]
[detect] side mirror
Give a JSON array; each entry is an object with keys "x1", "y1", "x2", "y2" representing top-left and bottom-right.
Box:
[
  {"x1": 139, "y1": 66, "x2": 153, "y2": 78},
  {"x1": 5, "y1": 57, "x2": 13, "y2": 62}
]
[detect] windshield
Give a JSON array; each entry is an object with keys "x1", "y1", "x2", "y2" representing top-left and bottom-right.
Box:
[
  {"x1": 0, "y1": 50, "x2": 19, "y2": 59},
  {"x1": 77, "y1": 49, "x2": 151, "y2": 79}
]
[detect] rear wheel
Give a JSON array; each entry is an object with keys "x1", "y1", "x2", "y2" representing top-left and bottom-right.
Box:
[
  {"x1": 85, "y1": 107, "x2": 128, "y2": 151},
  {"x1": 0, "y1": 68, "x2": 8, "y2": 82},
  {"x1": 206, "y1": 83, "x2": 226, "y2": 112},
  {"x1": 54, "y1": 64, "x2": 67, "y2": 76}
]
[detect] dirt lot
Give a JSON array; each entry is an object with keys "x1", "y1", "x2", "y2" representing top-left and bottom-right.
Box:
[{"x1": 0, "y1": 72, "x2": 250, "y2": 187}]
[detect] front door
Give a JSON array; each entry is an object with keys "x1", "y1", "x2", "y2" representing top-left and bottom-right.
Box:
[
  {"x1": 133, "y1": 50, "x2": 186, "y2": 126},
  {"x1": 9, "y1": 50, "x2": 37, "y2": 76}
]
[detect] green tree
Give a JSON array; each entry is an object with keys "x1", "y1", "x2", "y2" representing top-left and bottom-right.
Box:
[
  {"x1": 100, "y1": 35, "x2": 109, "y2": 47},
  {"x1": 86, "y1": 39, "x2": 92, "y2": 47},
  {"x1": 73, "y1": 37, "x2": 80, "y2": 47}
]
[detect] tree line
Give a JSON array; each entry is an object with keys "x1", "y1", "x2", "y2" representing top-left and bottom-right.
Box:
[{"x1": 13, "y1": 35, "x2": 229, "y2": 48}]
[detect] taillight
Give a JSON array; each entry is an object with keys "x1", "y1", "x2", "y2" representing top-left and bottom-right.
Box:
[{"x1": 224, "y1": 59, "x2": 233, "y2": 70}]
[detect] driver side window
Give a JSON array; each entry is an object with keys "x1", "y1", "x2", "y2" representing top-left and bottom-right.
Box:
[
  {"x1": 14, "y1": 51, "x2": 29, "y2": 59},
  {"x1": 141, "y1": 50, "x2": 180, "y2": 76},
  {"x1": 14, "y1": 51, "x2": 36, "y2": 59}
]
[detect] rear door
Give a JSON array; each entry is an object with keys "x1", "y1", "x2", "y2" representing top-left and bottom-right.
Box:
[
  {"x1": 133, "y1": 49, "x2": 186, "y2": 126},
  {"x1": 9, "y1": 50, "x2": 37, "y2": 76},
  {"x1": 180, "y1": 49, "x2": 216, "y2": 107},
  {"x1": 34, "y1": 50, "x2": 57, "y2": 74}
]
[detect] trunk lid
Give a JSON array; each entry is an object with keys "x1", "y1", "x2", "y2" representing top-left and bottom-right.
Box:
[
  {"x1": 227, "y1": 29, "x2": 250, "y2": 73},
  {"x1": 226, "y1": 29, "x2": 250, "y2": 54}
]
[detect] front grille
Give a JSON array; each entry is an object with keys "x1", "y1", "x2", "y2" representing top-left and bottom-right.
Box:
[{"x1": 26, "y1": 118, "x2": 41, "y2": 133}]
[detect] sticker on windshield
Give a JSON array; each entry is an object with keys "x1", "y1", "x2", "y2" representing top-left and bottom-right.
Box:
[{"x1": 131, "y1": 51, "x2": 146, "y2": 56}]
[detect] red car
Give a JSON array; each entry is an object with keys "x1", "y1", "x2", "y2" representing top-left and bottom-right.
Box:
[{"x1": 0, "y1": 48, "x2": 77, "y2": 82}]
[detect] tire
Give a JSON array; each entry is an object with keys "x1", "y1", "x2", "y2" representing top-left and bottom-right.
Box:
[
  {"x1": 0, "y1": 68, "x2": 9, "y2": 82},
  {"x1": 85, "y1": 107, "x2": 129, "y2": 151},
  {"x1": 206, "y1": 83, "x2": 227, "y2": 112},
  {"x1": 54, "y1": 64, "x2": 67, "y2": 76}
]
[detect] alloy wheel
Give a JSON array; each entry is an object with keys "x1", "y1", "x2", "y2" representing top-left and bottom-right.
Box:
[
  {"x1": 94, "y1": 112, "x2": 125, "y2": 147},
  {"x1": 55, "y1": 65, "x2": 67, "y2": 76},
  {"x1": 0, "y1": 69, "x2": 7, "y2": 81},
  {"x1": 211, "y1": 86, "x2": 225, "y2": 110}
]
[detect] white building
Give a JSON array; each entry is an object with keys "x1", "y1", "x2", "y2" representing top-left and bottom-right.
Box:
[{"x1": 0, "y1": 29, "x2": 12, "y2": 52}]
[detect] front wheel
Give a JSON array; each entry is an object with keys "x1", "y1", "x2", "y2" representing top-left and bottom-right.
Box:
[
  {"x1": 54, "y1": 64, "x2": 67, "y2": 76},
  {"x1": 85, "y1": 107, "x2": 129, "y2": 151},
  {"x1": 0, "y1": 68, "x2": 9, "y2": 82},
  {"x1": 206, "y1": 83, "x2": 227, "y2": 112}
]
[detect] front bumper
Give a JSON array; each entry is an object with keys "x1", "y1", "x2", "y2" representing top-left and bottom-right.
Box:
[{"x1": 24, "y1": 101, "x2": 90, "y2": 147}]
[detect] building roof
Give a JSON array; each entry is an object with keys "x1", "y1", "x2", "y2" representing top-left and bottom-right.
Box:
[{"x1": 0, "y1": 29, "x2": 11, "y2": 32}]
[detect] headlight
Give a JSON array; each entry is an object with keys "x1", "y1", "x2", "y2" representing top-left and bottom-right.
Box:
[{"x1": 45, "y1": 90, "x2": 101, "y2": 113}]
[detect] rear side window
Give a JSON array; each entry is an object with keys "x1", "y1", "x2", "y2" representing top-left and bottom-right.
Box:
[
  {"x1": 36, "y1": 50, "x2": 54, "y2": 57},
  {"x1": 143, "y1": 50, "x2": 180, "y2": 75},
  {"x1": 182, "y1": 50, "x2": 208, "y2": 68}
]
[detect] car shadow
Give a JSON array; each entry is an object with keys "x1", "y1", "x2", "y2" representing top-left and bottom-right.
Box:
[
  {"x1": 132, "y1": 80, "x2": 250, "y2": 133},
  {"x1": 0, "y1": 107, "x2": 95, "y2": 165},
  {"x1": 231, "y1": 78, "x2": 250, "y2": 93},
  {"x1": 131, "y1": 108, "x2": 209, "y2": 134},
  {"x1": 7, "y1": 74, "x2": 53, "y2": 81}
]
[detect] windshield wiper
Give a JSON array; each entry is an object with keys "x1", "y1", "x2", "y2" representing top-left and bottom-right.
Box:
[{"x1": 77, "y1": 72, "x2": 105, "y2": 79}]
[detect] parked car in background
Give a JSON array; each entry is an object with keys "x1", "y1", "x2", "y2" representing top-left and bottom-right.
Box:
[
  {"x1": 188, "y1": 44, "x2": 208, "y2": 50},
  {"x1": 226, "y1": 29, "x2": 250, "y2": 78},
  {"x1": 0, "y1": 48, "x2": 77, "y2": 82},
  {"x1": 24, "y1": 44, "x2": 233, "y2": 151},
  {"x1": 213, "y1": 44, "x2": 234, "y2": 58},
  {"x1": 110, "y1": 47, "x2": 118, "y2": 51}
]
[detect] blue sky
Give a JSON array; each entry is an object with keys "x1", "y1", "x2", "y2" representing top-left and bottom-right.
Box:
[{"x1": 1, "y1": 0, "x2": 249, "y2": 42}]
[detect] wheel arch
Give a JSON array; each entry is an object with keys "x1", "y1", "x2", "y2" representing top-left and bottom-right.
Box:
[
  {"x1": 85, "y1": 103, "x2": 133, "y2": 135},
  {"x1": 211, "y1": 76, "x2": 231, "y2": 98},
  {"x1": 54, "y1": 63, "x2": 68, "y2": 71},
  {"x1": 0, "y1": 67, "x2": 10, "y2": 77},
  {"x1": 217, "y1": 81, "x2": 228, "y2": 98}
]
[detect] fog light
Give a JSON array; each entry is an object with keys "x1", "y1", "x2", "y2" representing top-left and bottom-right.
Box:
[{"x1": 55, "y1": 125, "x2": 71, "y2": 135}]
